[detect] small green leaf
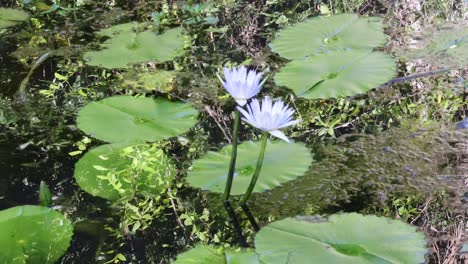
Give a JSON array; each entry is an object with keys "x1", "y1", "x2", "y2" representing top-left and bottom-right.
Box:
[
  {"x1": 39, "y1": 181, "x2": 52, "y2": 207},
  {"x1": 68, "y1": 150, "x2": 82, "y2": 156}
]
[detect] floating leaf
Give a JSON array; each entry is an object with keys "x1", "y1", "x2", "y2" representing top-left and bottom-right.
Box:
[
  {"x1": 275, "y1": 50, "x2": 395, "y2": 99},
  {"x1": 0, "y1": 205, "x2": 73, "y2": 264},
  {"x1": 39, "y1": 181, "x2": 52, "y2": 207},
  {"x1": 270, "y1": 14, "x2": 386, "y2": 59},
  {"x1": 76, "y1": 96, "x2": 198, "y2": 143},
  {"x1": 0, "y1": 8, "x2": 29, "y2": 29},
  {"x1": 255, "y1": 213, "x2": 427, "y2": 264},
  {"x1": 84, "y1": 25, "x2": 184, "y2": 69},
  {"x1": 97, "y1": 22, "x2": 142, "y2": 37},
  {"x1": 187, "y1": 140, "x2": 312, "y2": 195},
  {"x1": 74, "y1": 143, "x2": 175, "y2": 201},
  {"x1": 172, "y1": 244, "x2": 259, "y2": 264}
]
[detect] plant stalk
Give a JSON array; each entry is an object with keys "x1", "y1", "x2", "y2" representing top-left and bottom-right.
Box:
[
  {"x1": 222, "y1": 110, "x2": 247, "y2": 246},
  {"x1": 241, "y1": 132, "x2": 268, "y2": 204},
  {"x1": 18, "y1": 52, "x2": 50, "y2": 95},
  {"x1": 224, "y1": 201, "x2": 248, "y2": 247},
  {"x1": 223, "y1": 110, "x2": 239, "y2": 201},
  {"x1": 240, "y1": 132, "x2": 268, "y2": 230},
  {"x1": 241, "y1": 203, "x2": 260, "y2": 231}
]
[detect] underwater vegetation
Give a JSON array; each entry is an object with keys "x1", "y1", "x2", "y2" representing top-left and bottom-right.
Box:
[{"x1": 0, "y1": 0, "x2": 466, "y2": 263}]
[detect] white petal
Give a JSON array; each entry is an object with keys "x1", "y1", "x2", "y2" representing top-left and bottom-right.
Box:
[
  {"x1": 268, "y1": 130, "x2": 290, "y2": 142},
  {"x1": 277, "y1": 119, "x2": 301, "y2": 129},
  {"x1": 235, "y1": 98, "x2": 247, "y2": 106}
]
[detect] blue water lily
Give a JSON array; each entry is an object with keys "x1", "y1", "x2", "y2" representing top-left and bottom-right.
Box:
[
  {"x1": 456, "y1": 117, "x2": 468, "y2": 130},
  {"x1": 219, "y1": 66, "x2": 264, "y2": 106},
  {"x1": 237, "y1": 97, "x2": 300, "y2": 142}
]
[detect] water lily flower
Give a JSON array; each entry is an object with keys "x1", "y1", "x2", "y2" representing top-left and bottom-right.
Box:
[
  {"x1": 237, "y1": 97, "x2": 300, "y2": 142},
  {"x1": 456, "y1": 117, "x2": 468, "y2": 130},
  {"x1": 219, "y1": 66, "x2": 264, "y2": 106}
]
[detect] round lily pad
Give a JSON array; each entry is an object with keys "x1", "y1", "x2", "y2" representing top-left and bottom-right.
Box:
[
  {"x1": 172, "y1": 244, "x2": 259, "y2": 264},
  {"x1": 275, "y1": 50, "x2": 396, "y2": 99},
  {"x1": 0, "y1": 8, "x2": 29, "y2": 29},
  {"x1": 270, "y1": 14, "x2": 386, "y2": 60},
  {"x1": 186, "y1": 140, "x2": 312, "y2": 195},
  {"x1": 74, "y1": 143, "x2": 175, "y2": 201},
  {"x1": 76, "y1": 96, "x2": 198, "y2": 143},
  {"x1": 84, "y1": 25, "x2": 184, "y2": 69},
  {"x1": 255, "y1": 213, "x2": 427, "y2": 264},
  {"x1": 0, "y1": 205, "x2": 73, "y2": 264}
]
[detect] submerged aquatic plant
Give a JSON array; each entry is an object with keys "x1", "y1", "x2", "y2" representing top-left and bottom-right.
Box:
[{"x1": 218, "y1": 66, "x2": 264, "y2": 106}]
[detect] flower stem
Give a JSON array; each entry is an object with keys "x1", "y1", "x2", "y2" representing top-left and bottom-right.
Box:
[
  {"x1": 241, "y1": 203, "x2": 260, "y2": 231},
  {"x1": 224, "y1": 201, "x2": 248, "y2": 247},
  {"x1": 223, "y1": 110, "x2": 240, "y2": 201},
  {"x1": 240, "y1": 132, "x2": 268, "y2": 204},
  {"x1": 222, "y1": 110, "x2": 247, "y2": 246}
]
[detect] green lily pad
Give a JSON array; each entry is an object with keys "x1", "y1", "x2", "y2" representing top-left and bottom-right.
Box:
[
  {"x1": 255, "y1": 213, "x2": 427, "y2": 264},
  {"x1": 84, "y1": 25, "x2": 184, "y2": 69},
  {"x1": 0, "y1": 8, "x2": 29, "y2": 29},
  {"x1": 76, "y1": 96, "x2": 198, "y2": 143},
  {"x1": 172, "y1": 244, "x2": 259, "y2": 264},
  {"x1": 97, "y1": 22, "x2": 143, "y2": 37},
  {"x1": 187, "y1": 140, "x2": 312, "y2": 195},
  {"x1": 270, "y1": 14, "x2": 386, "y2": 60},
  {"x1": 0, "y1": 205, "x2": 73, "y2": 264},
  {"x1": 275, "y1": 50, "x2": 396, "y2": 99},
  {"x1": 74, "y1": 143, "x2": 175, "y2": 201}
]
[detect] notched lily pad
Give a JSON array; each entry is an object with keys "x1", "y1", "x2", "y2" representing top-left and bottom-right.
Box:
[
  {"x1": 275, "y1": 50, "x2": 396, "y2": 99},
  {"x1": 255, "y1": 213, "x2": 427, "y2": 264},
  {"x1": 186, "y1": 140, "x2": 312, "y2": 195},
  {"x1": 74, "y1": 143, "x2": 175, "y2": 201},
  {"x1": 0, "y1": 8, "x2": 30, "y2": 29},
  {"x1": 76, "y1": 95, "x2": 198, "y2": 143},
  {"x1": 84, "y1": 23, "x2": 184, "y2": 69},
  {"x1": 0, "y1": 205, "x2": 73, "y2": 264},
  {"x1": 270, "y1": 14, "x2": 386, "y2": 59}
]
